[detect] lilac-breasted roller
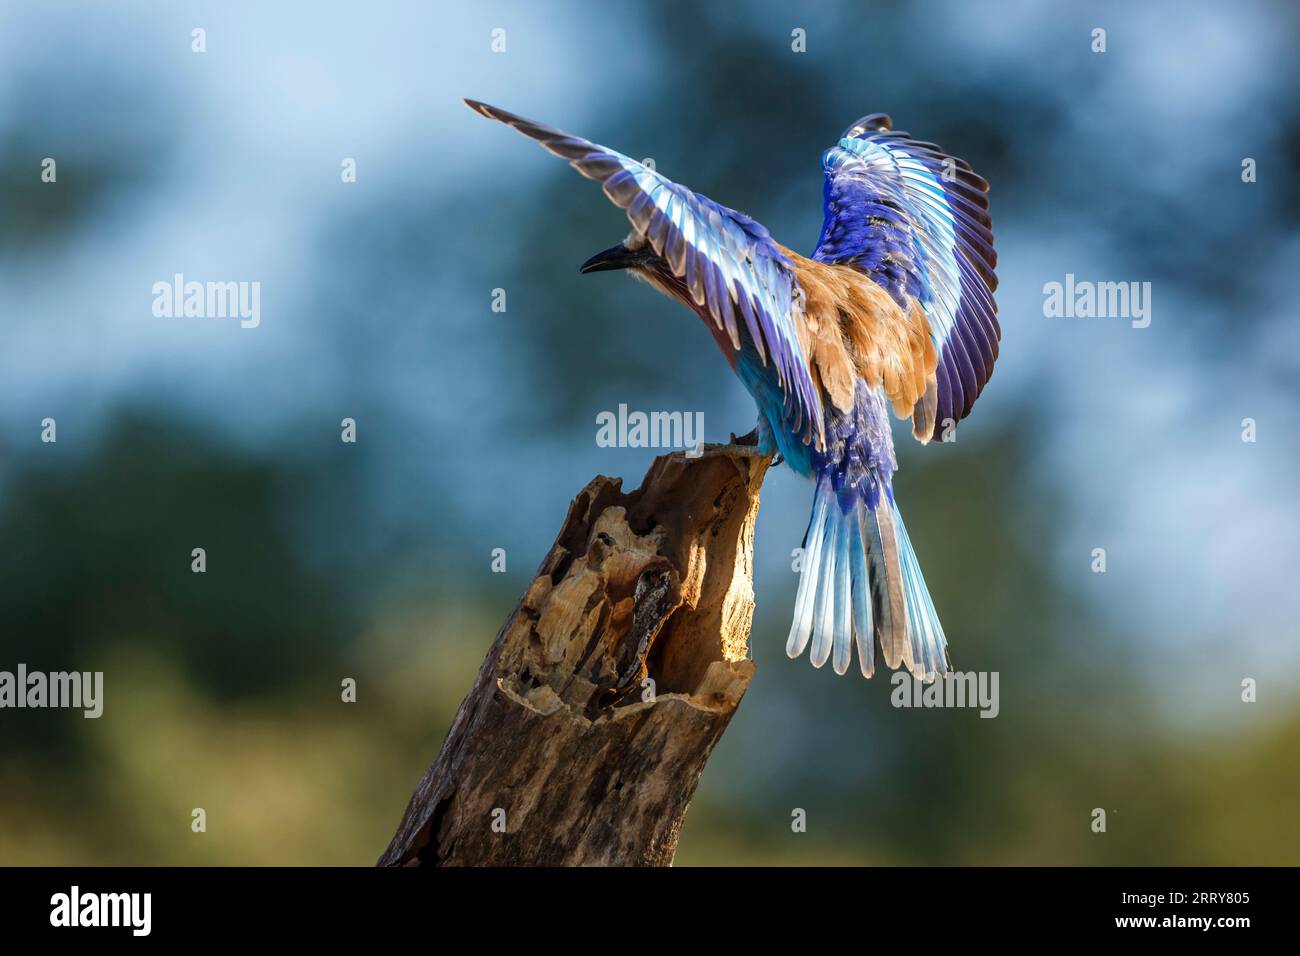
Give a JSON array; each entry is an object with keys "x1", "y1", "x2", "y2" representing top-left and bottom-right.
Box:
[{"x1": 467, "y1": 100, "x2": 999, "y2": 682}]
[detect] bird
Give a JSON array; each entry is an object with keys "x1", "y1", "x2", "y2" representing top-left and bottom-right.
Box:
[{"x1": 465, "y1": 99, "x2": 998, "y2": 682}]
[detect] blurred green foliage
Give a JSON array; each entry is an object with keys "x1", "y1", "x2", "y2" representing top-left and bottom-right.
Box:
[{"x1": 1, "y1": 413, "x2": 1296, "y2": 865}]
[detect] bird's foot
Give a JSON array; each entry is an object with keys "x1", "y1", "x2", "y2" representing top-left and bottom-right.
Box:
[{"x1": 729, "y1": 426, "x2": 781, "y2": 464}]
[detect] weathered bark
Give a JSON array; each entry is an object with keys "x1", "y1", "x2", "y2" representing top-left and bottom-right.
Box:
[{"x1": 379, "y1": 443, "x2": 771, "y2": 866}]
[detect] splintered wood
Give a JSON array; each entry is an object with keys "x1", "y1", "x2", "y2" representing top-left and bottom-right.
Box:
[{"x1": 379, "y1": 444, "x2": 770, "y2": 866}]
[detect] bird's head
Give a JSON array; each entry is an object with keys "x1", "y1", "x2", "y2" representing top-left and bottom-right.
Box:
[
  {"x1": 579, "y1": 232, "x2": 659, "y2": 278},
  {"x1": 579, "y1": 232, "x2": 689, "y2": 306}
]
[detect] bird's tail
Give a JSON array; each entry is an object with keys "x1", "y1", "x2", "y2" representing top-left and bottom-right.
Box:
[{"x1": 786, "y1": 475, "x2": 950, "y2": 681}]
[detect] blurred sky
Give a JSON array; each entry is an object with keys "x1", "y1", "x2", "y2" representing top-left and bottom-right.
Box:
[
  {"x1": 5, "y1": 0, "x2": 1297, "y2": 699},
  {"x1": 1, "y1": 0, "x2": 1298, "y2": 864}
]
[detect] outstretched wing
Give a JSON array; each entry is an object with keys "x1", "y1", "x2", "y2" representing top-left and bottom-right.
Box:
[
  {"x1": 465, "y1": 99, "x2": 824, "y2": 448},
  {"x1": 813, "y1": 114, "x2": 999, "y2": 442}
]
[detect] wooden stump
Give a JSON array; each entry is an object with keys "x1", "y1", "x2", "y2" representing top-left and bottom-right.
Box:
[{"x1": 378, "y1": 443, "x2": 771, "y2": 866}]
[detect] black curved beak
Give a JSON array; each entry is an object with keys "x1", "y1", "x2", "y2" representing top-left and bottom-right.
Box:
[{"x1": 579, "y1": 243, "x2": 645, "y2": 274}]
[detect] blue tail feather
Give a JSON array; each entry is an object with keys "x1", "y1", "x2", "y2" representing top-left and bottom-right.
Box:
[
  {"x1": 848, "y1": 519, "x2": 874, "y2": 676},
  {"x1": 787, "y1": 476, "x2": 950, "y2": 681},
  {"x1": 785, "y1": 489, "x2": 828, "y2": 659}
]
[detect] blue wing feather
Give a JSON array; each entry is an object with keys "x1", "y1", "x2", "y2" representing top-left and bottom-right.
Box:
[
  {"x1": 466, "y1": 99, "x2": 825, "y2": 448},
  {"x1": 813, "y1": 115, "x2": 999, "y2": 440}
]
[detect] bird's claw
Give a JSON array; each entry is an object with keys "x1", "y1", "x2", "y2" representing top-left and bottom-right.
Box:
[{"x1": 730, "y1": 426, "x2": 781, "y2": 464}]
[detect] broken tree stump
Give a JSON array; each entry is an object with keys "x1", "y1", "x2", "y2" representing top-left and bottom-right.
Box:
[{"x1": 378, "y1": 443, "x2": 771, "y2": 866}]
